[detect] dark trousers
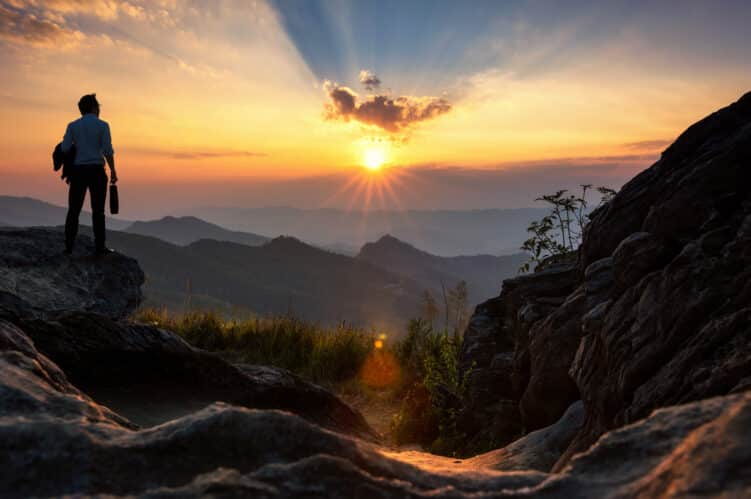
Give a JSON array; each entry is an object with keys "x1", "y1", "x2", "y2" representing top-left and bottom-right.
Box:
[{"x1": 65, "y1": 165, "x2": 108, "y2": 250}]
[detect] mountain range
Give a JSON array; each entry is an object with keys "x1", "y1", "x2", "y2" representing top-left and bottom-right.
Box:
[
  {"x1": 0, "y1": 195, "x2": 529, "y2": 329},
  {"x1": 180, "y1": 205, "x2": 545, "y2": 256},
  {"x1": 126, "y1": 216, "x2": 270, "y2": 246},
  {"x1": 358, "y1": 235, "x2": 526, "y2": 304}
]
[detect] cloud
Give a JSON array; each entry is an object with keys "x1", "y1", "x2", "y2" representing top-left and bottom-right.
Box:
[
  {"x1": 169, "y1": 151, "x2": 268, "y2": 160},
  {"x1": 0, "y1": 3, "x2": 83, "y2": 47},
  {"x1": 358, "y1": 69, "x2": 381, "y2": 91},
  {"x1": 323, "y1": 79, "x2": 451, "y2": 134},
  {"x1": 623, "y1": 139, "x2": 671, "y2": 151},
  {"x1": 123, "y1": 148, "x2": 268, "y2": 160}
]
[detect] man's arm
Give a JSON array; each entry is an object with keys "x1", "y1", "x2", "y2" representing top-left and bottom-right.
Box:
[
  {"x1": 102, "y1": 123, "x2": 117, "y2": 183},
  {"x1": 61, "y1": 123, "x2": 73, "y2": 152},
  {"x1": 105, "y1": 154, "x2": 117, "y2": 184}
]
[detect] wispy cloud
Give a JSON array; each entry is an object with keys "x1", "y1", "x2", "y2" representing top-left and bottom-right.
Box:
[
  {"x1": 170, "y1": 151, "x2": 268, "y2": 160},
  {"x1": 124, "y1": 148, "x2": 268, "y2": 160},
  {"x1": 0, "y1": 2, "x2": 84, "y2": 48},
  {"x1": 622, "y1": 139, "x2": 671, "y2": 151}
]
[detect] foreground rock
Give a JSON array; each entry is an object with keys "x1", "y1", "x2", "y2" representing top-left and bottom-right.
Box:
[
  {"x1": 0, "y1": 227, "x2": 144, "y2": 319},
  {"x1": 0, "y1": 229, "x2": 377, "y2": 440},
  {"x1": 3, "y1": 322, "x2": 750, "y2": 497},
  {"x1": 3, "y1": 309, "x2": 377, "y2": 440},
  {"x1": 458, "y1": 91, "x2": 751, "y2": 468}
]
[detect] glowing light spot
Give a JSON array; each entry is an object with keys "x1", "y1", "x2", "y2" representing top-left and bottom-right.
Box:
[
  {"x1": 363, "y1": 145, "x2": 387, "y2": 171},
  {"x1": 360, "y1": 350, "x2": 401, "y2": 388},
  {"x1": 374, "y1": 339, "x2": 384, "y2": 349}
]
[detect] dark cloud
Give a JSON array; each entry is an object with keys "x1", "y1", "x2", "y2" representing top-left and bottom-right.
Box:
[
  {"x1": 324, "y1": 80, "x2": 451, "y2": 133},
  {"x1": 0, "y1": 3, "x2": 81, "y2": 47},
  {"x1": 358, "y1": 69, "x2": 381, "y2": 91}
]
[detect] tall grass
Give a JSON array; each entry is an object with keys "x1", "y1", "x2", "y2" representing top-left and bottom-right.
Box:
[{"x1": 133, "y1": 308, "x2": 375, "y2": 386}]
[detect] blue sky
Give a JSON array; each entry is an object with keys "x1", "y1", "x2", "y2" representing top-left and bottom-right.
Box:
[{"x1": 271, "y1": 0, "x2": 751, "y2": 93}]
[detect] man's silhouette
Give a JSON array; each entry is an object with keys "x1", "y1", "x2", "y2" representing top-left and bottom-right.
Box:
[{"x1": 61, "y1": 94, "x2": 118, "y2": 255}]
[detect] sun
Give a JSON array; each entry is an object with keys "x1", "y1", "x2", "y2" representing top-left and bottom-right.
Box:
[{"x1": 362, "y1": 145, "x2": 387, "y2": 171}]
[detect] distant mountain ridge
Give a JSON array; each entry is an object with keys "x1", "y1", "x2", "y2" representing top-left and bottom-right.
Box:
[
  {"x1": 74, "y1": 227, "x2": 424, "y2": 329},
  {"x1": 0, "y1": 195, "x2": 132, "y2": 230},
  {"x1": 182, "y1": 205, "x2": 545, "y2": 256},
  {"x1": 125, "y1": 216, "x2": 269, "y2": 246},
  {"x1": 357, "y1": 234, "x2": 527, "y2": 304}
]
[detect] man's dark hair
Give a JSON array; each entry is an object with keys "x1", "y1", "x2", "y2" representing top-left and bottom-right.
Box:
[{"x1": 78, "y1": 94, "x2": 99, "y2": 115}]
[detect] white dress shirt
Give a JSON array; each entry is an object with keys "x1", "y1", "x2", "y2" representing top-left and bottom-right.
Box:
[{"x1": 61, "y1": 113, "x2": 114, "y2": 166}]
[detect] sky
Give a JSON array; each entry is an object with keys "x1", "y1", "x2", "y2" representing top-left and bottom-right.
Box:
[{"x1": 0, "y1": 0, "x2": 749, "y2": 216}]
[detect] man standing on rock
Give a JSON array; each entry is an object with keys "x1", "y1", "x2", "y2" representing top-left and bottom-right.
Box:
[{"x1": 61, "y1": 94, "x2": 118, "y2": 256}]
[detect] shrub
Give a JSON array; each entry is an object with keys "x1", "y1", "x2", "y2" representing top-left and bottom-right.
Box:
[
  {"x1": 391, "y1": 319, "x2": 472, "y2": 455},
  {"x1": 520, "y1": 184, "x2": 616, "y2": 272}
]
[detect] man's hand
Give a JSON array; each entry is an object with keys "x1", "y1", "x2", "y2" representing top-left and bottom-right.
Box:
[{"x1": 105, "y1": 154, "x2": 116, "y2": 184}]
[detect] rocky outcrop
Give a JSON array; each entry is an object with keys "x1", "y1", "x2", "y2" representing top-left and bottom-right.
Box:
[
  {"x1": 457, "y1": 91, "x2": 751, "y2": 473},
  {"x1": 0, "y1": 227, "x2": 143, "y2": 319},
  {"x1": 458, "y1": 260, "x2": 578, "y2": 452},
  {"x1": 0, "y1": 229, "x2": 377, "y2": 440},
  {"x1": 3, "y1": 318, "x2": 750, "y2": 498},
  {"x1": 561, "y1": 91, "x2": 751, "y2": 465}
]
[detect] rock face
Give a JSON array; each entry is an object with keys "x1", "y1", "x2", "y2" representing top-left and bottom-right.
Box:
[
  {"x1": 562, "y1": 90, "x2": 751, "y2": 465},
  {"x1": 458, "y1": 260, "x2": 578, "y2": 452},
  {"x1": 0, "y1": 228, "x2": 143, "y2": 319},
  {"x1": 457, "y1": 91, "x2": 751, "y2": 471}
]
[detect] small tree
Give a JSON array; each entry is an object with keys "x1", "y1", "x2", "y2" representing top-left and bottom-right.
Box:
[
  {"x1": 420, "y1": 290, "x2": 439, "y2": 327},
  {"x1": 520, "y1": 184, "x2": 616, "y2": 272},
  {"x1": 447, "y1": 280, "x2": 469, "y2": 335}
]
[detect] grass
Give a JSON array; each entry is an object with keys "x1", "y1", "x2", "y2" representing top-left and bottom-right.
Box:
[
  {"x1": 133, "y1": 308, "x2": 376, "y2": 386},
  {"x1": 133, "y1": 309, "x2": 469, "y2": 453}
]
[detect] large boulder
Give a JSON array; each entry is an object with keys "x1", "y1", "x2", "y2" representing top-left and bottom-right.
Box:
[
  {"x1": 0, "y1": 228, "x2": 143, "y2": 319},
  {"x1": 561, "y1": 91, "x2": 751, "y2": 465},
  {"x1": 7, "y1": 310, "x2": 377, "y2": 440}
]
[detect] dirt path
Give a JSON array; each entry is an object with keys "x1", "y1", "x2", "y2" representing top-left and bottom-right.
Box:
[{"x1": 339, "y1": 387, "x2": 402, "y2": 441}]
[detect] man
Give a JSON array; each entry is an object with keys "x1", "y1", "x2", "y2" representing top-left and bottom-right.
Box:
[{"x1": 61, "y1": 94, "x2": 118, "y2": 255}]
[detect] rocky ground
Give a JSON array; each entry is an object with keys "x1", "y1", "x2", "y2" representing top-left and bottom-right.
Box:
[{"x1": 2, "y1": 92, "x2": 751, "y2": 497}]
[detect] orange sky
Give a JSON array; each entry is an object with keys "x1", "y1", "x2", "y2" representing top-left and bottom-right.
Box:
[{"x1": 0, "y1": 0, "x2": 749, "y2": 213}]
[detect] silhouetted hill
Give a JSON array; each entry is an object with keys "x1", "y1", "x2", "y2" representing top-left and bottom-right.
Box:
[
  {"x1": 183, "y1": 206, "x2": 546, "y2": 256},
  {"x1": 78, "y1": 227, "x2": 423, "y2": 329},
  {"x1": 357, "y1": 234, "x2": 527, "y2": 303},
  {"x1": 0, "y1": 195, "x2": 131, "y2": 230},
  {"x1": 125, "y1": 216, "x2": 269, "y2": 246}
]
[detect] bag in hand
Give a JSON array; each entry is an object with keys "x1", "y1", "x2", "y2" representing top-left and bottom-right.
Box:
[{"x1": 109, "y1": 184, "x2": 119, "y2": 215}]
